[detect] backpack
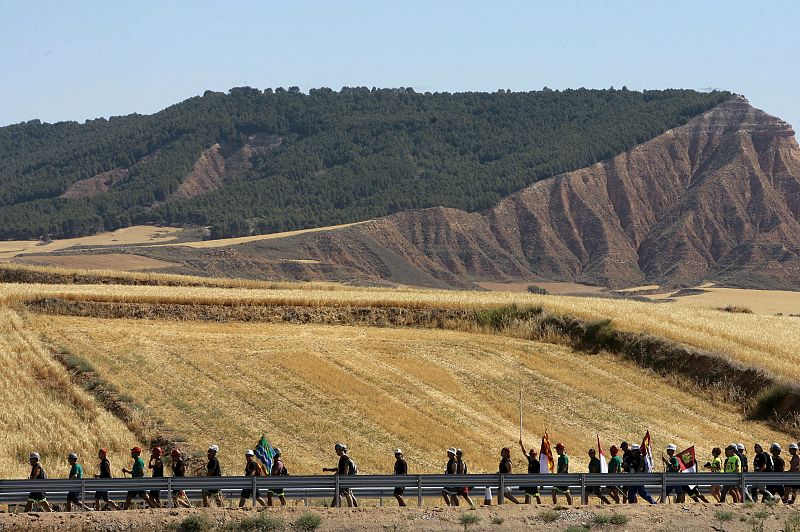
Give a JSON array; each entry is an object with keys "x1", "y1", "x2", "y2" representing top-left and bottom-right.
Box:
[{"x1": 347, "y1": 457, "x2": 358, "y2": 475}]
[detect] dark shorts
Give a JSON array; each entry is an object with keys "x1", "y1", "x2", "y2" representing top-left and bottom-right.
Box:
[
  {"x1": 393, "y1": 487, "x2": 405, "y2": 496},
  {"x1": 241, "y1": 489, "x2": 261, "y2": 499},
  {"x1": 27, "y1": 492, "x2": 46, "y2": 502},
  {"x1": 127, "y1": 490, "x2": 147, "y2": 499},
  {"x1": 203, "y1": 489, "x2": 220, "y2": 496},
  {"x1": 552, "y1": 485, "x2": 571, "y2": 493},
  {"x1": 171, "y1": 490, "x2": 185, "y2": 497},
  {"x1": 95, "y1": 491, "x2": 110, "y2": 501},
  {"x1": 268, "y1": 489, "x2": 285, "y2": 496},
  {"x1": 769, "y1": 485, "x2": 785, "y2": 497},
  {"x1": 523, "y1": 486, "x2": 540, "y2": 496},
  {"x1": 457, "y1": 487, "x2": 470, "y2": 496},
  {"x1": 149, "y1": 489, "x2": 161, "y2": 499},
  {"x1": 67, "y1": 491, "x2": 81, "y2": 503}
]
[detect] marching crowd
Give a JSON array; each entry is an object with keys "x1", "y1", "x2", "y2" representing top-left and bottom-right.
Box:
[{"x1": 17, "y1": 437, "x2": 800, "y2": 512}]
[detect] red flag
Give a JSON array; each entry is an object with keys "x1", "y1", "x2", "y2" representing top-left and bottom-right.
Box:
[
  {"x1": 641, "y1": 430, "x2": 654, "y2": 473},
  {"x1": 677, "y1": 446, "x2": 697, "y2": 473},
  {"x1": 539, "y1": 431, "x2": 554, "y2": 474},
  {"x1": 597, "y1": 434, "x2": 608, "y2": 473}
]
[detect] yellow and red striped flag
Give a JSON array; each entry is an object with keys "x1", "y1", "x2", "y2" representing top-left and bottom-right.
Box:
[{"x1": 539, "y1": 431, "x2": 555, "y2": 473}]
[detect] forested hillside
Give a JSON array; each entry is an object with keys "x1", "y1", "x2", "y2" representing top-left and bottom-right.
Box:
[{"x1": 0, "y1": 87, "x2": 731, "y2": 239}]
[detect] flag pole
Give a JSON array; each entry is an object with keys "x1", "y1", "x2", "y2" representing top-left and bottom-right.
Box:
[{"x1": 518, "y1": 388, "x2": 523, "y2": 441}]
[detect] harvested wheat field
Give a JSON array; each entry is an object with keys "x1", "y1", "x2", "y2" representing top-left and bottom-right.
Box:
[
  {"x1": 30, "y1": 314, "x2": 789, "y2": 477},
  {"x1": 0, "y1": 226, "x2": 184, "y2": 260},
  {"x1": 5, "y1": 281, "x2": 800, "y2": 381},
  {"x1": 13, "y1": 253, "x2": 180, "y2": 272},
  {"x1": 650, "y1": 286, "x2": 800, "y2": 315},
  {"x1": 0, "y1": 306, "x2": 135, "y2": 479}
]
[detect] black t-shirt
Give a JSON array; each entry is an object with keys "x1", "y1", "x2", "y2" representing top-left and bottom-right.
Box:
[
  {"x1": 394, "y1": 458, "x2": 408, "y2": 475},
  {"x1": 753, "y1": 451, "x2": 773, "y2": 472},
  {"x1": 445, "y1": 457, "x2": 457, "y2": 474},
  {"x1": 622, "y1": 450, "x2": 632, "y2": 472},
  {"x1": 337, "y1": 454, "x2": 351, "y2": 475},
  {"x1": 151, "y1": 458, "x2": 164, "y2": 478},
  {"x1": 499, "y1": 457, "x2": 512, "y2": 474},
  {"x1": 207, "y1": 457, "x2": 221, "y2": 476},
  {"x1": 245, "y1": 460, "x2": 260, "y2": 477},
  {"x1": 527, "y1": 455, "x2": 540, "y2": 474},
  {"x1": 736, "y1": 452, "x2": 748, "y2": 472},
  {"x1": 99, "y1": 458, "x2": 112, "y2": 478},
  {"x1": 629, "y1": 454, "x2": 644, "y2": 473},
  {"x1": 172, "y1": 458, "x2": 185, "y2": 477},
  {"x1": 773, "y1": 455, "x2": 785, "y2": 472}
]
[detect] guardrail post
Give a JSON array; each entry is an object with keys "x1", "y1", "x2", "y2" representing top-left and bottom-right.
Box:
[
  {"x1": 581, "y1": 474, "x2": 587, "y2": 505},
  {"x1": 740, "y1": 473, "x2": 748, "y2": 502},
  {"x1": 498, "y1": 474, "x2": 505, "y2": 505},
  {"x1": 81, "y1": 478, "x2": 86, "y2": 510},
  {"x1": 417, "y1": 475, "x2": 422, "y2": 507},
  {"x1": 660, "y1": 473, "x2": 667, "y2": 504},
  {"x1": 252, "y1": 477, "x2": 257, "y2": 508},
  {"x1": 334, "y1": 475, "x2": 340, "y2": 508}
]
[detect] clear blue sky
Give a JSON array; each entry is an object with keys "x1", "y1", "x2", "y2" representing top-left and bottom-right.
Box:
[{"x1": 1, "y1": 0, "x2": 798, "y2": 128}]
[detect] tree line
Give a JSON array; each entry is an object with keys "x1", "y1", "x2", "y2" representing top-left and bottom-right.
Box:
[{"x1": 0, "y1": 86, "x2": 732, "y2": 240}]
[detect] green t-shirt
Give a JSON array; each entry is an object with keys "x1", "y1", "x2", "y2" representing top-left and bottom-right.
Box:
[
  {"x1": 557, "y1": 454, "x2": 569, "y2": 474},
  {"x1": 710, "y1": 456, "x2": 722, "y2": 473},
  {"x1": 667, "y1": 456, "x2": 680, "y2": 473},
  {"x1": 131, "y1": 457, "x2": 145, "y2": 478},
  {"x1": 69, "y1": 463, "x2": 83, "y2": 479},
  {"x1": 608, "y1": 455, "x2": 623, "y2": 473}
]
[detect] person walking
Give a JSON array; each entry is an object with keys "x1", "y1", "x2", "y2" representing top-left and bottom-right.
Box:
[
  {"x1": 455, "y1": 449, "x2": 475, "y2": 507},
  {"x1": 122, "y1": 446, "x2": 154, "y2": 509},
  {"x1": 441, "y1": 448, "x2": 458, "y2": 506},
  {"x1": 518, "y1": 438, "x2": 541, "y2": 504},
  {"x1": 720, "y1": 444, "x2": 741, "y2": 503},
  {"x1": 147, "y1": 447, "x2": 164, "y2": 508},
  {"x1": 587, "y1": 448, "x2": 612, "y2": 504},
  {"x1": 607, "y1": 445, "x2": 626, "y2": 503},
  {"x1": 267, "y1": 447, "x2": 288, "y2": 507},
  {"x1": 23, "y1": 453, "x2": 52, "y2": 512},
  {"x1": 239, "y1": 450, "x2": 267, "y2": 508},
  {"x1": 94, "y1": 448, "x2": 120, "y2": 511},
  {"x1": 736, "y1": 443, "x2": 750, "y2": 502},
  {"x1": 769, "y1": 443, "x2": 786, "y2": 502},
  {"x1": 66, "y1": 453, "x2": 92, "y2": 512},
  {"x1": 497, "y1": 447, "x2": 521, "y2": 504},
  {"x1": 392, "y1": 449, "x2": 408, "y2": 507},
  {"x1": 752, "y1": 443, "x2": 774, "y2": 502},
  {"x1": 785, "y1": 443, "x2": 800, "y2": 504},
  {"x1": 202, "y1": 444, "x2": 224, "y2": 507},
  {"x1": 552, "y1": 443, "x2": 573, "y2": 505},
  {"x1": 323, "y1": 443, "x2": 358, "y2": 507},
  {"x1": 703, "y1": 447, "x2": 723, "y2": 502},
  {"x1": 170, "y1": 448, "x2": 191, "y2": 508},
  {"x1": 626, "y1": 444, "x2": 656, "y2": 504}
]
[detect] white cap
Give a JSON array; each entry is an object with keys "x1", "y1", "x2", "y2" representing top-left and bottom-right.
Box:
[
  {"x1": 447, "y1": 447, "x2": 457, "y2": 455},
  {"x1": 29, "y1": 452, "x2": 40, "y2": 460},
  {"x1": 394, "y1": 448, "x2": 403, "y2": 455},
  {"x1": 770, "y1": 443, "x2": 781, "y2": 452},
  {"x1": 736, "y1": 443, "x2": 745, "y2": 451},
  {"x1": 208, "y1": 444, "x2": 219, "y2": 453},
  {"x1": 68, "y1": 453, "x2": 78, "y2": 460},
  {"x1": 631, "y1": 444, "x2": 640, "y2": 451},
  {"x1": 245, "y1": 450, "x2": 254, "y2": 456},
  {"x1": 666, "y1": 444, "x2": 677, "y2": 451},
  {"x1": 789, "y1": 443, "x2": 798, "y2": 450}
]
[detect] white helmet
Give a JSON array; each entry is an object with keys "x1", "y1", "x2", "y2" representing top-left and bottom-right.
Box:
[
  {"x1": 666, "y1": 444, "x2": 677, "y2": 451},
  {"x1": 208, "y1": 444, "x2": 219, "y2": 453},
  {"x1": 29, "y1": 452, "x2": 40, "y2": 461},
  {"x1": 770, "y1": 443, "x2": 782, "y2": 452},
  {"x1": 789, "y1": 443, "x2": 799, "y2": 450},
  {"x1": 245, "y1": 450, "x2": 255, "y2": 456}
]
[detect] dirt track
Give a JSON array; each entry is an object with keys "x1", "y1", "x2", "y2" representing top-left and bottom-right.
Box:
[{"x1": 1, "y1": 503, "x2": 799, "y2": 531}]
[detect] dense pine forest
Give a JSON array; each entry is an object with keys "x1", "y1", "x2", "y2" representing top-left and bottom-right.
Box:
[{"x1": 0, "y1": 87, "x2": 731, "y2": 239}]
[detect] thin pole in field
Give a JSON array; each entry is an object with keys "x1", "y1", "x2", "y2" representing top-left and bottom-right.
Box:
[{"x1": 518, "y1": 388, "x2": 523, "y2": 441}]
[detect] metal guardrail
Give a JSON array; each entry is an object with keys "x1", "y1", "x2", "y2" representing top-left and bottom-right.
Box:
[{"x1": 3, "y1": 473, "x2": 799, "y2": 508}]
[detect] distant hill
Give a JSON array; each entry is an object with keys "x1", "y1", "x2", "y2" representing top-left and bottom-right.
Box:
[
  {"x1": 0, "y1": 87, "x2": 730, "y2": 240},
  {"x1": 126, "y1": 98, "x2": 800, "y2": 290}
]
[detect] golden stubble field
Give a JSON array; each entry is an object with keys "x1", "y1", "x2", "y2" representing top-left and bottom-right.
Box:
[
  {"x1": 0, "y1": 306, "x2": 135, "y2": 479},
  {"x1": 3, "y1": 281, "x2": 800, "y2": 381},
  {"x1": 30, "y1": 314, "x2": 789, "y2": 477}
]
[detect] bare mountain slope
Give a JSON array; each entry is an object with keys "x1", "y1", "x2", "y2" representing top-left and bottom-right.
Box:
[{"x1": 134, "y1": 98, "x2": 799, "y2": 290}]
